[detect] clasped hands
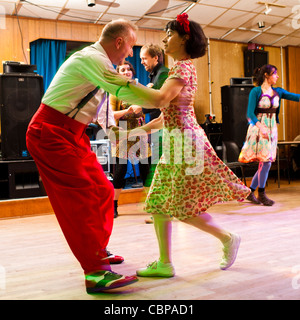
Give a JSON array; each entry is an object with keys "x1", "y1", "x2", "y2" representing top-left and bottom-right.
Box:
[{"x1": 126, "y1": 105, "x2": 142, "y2": 115}]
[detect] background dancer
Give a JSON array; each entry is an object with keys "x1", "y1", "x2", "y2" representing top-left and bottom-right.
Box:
[{"x1": 239, "y1": 64, "x2": 300, "y2": 206}]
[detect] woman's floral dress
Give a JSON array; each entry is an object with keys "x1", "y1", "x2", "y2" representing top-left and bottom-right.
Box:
[
  {"x1": 144, "y1": 60, "x2": 250, "y2": 220},
  {"x1": 238, "y1": 91, "x2": 279, "y2": 163}
]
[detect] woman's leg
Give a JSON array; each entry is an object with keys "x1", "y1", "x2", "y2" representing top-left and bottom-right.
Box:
[
  {"x1": 250, "y1": 165, "x2": 260, "y2": 191},
  {"x1": 112, "y1": 157, "x2": 128, "y2": 217},
  {"x1": 257, "y1": 161, "x2": 274, "y2": 206},
  {"x1": 139, "y1": 158, "x2": 150, "y2": 186},
  {"x1": 249, "y1": 161, "x2": 271, "y2": 190},
  {"x1": 153, "y1": 213, "x2": 172, "y2": 264},
  {"x1": 182, "y1": 213, "x2": 231, "y2": 244},
  {"x1": 182, "y1": 214, "x2": 240, "y2": 270},
  {"x1": 258, "y1": 161, "x2": 272, "y2": 188},
  {"x1": 114, "y1": 189, "x2": 122, "y2": 201},
  {"x1": 247, "y1": 163, "x2": 262, "y2": 204},
  {"x1": 136, "y1": 213, "x2": 175, "y2": 277}
]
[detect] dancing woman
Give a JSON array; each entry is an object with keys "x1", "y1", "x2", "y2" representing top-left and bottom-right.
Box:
[
  {"x1": 239, "y1": 65, "x2": 300, "y2": 206},
  {"x1": 111, "y1": 14, "x2": 250, "y2": 276}
]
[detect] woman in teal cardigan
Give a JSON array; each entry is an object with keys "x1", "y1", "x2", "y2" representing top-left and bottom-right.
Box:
[{"x1": 239, "y1": 64, "x2": 300, "y2": 206}]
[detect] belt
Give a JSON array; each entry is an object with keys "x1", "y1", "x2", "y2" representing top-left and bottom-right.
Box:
[{"x1": 257, "y1": 107, "x2": 277, "y2": 114}]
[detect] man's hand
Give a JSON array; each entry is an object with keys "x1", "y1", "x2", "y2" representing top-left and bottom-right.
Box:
[
  {"x1": 131, "y1": 105, "x2": 142, "y2": 114},
  {"x1": 126, "y1": 106, "x2": 134, "y2": 114}
]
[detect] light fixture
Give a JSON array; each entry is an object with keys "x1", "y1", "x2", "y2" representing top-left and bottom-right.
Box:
[
  {"x1": 264, "y1": 4, "x2": 272, "y2": 15},
  {"x1": 257, "y1": 2, "x2": 286, "y2": 12},
  {"x1": 258, "y1": 21, "x2": 265, "y2": 28},
  {"x1": 87, "y1": 0, "x2": 96, "y2": 7}
]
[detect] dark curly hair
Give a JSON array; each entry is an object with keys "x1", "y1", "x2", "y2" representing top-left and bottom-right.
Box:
[
  {"x1": 253, "y1": 64, "x2": 277, "y2": 86},
  {"x1": 165, "y1": 19, "x2": 207, "y2": 59}
]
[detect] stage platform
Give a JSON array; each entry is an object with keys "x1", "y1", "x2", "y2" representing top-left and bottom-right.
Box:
[{"x1": 0, "y1": 187, "x2": 146, "y2": 219}]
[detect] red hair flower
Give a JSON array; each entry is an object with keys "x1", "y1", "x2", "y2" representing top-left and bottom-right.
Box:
[{"x1": 176, "y1": 13, "x2": 190, "y2": 34}]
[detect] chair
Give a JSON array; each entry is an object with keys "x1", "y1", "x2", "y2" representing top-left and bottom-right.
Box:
[
  {"x1": 222, "y1": 141, "x2": 247, "y2": 185},
  {"x1": 291, "y1": 135, "x2": 300, "y2": 172}
]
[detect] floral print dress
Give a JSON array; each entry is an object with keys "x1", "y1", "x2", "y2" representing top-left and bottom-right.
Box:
[
  {"x1": 144, "y1": 60, "x2": 250, "y2": 220},
  {"x1": 238, "y1": 91, "x2": 279, "y2": 163}
]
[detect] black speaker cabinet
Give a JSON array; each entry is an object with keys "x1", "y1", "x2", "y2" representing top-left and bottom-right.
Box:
[
  {"x1": 244, "y1": 50, "x2": 269, "y2": 77},
  {"x1": 0, "y1": 160, "x2": 46, "y2": 199},
  {"x1": 0, "y1": 74, "x2": 43, "y2": 160},
  {"x1": 221, "y1": 85, "x2": 254, "y2": 149}
]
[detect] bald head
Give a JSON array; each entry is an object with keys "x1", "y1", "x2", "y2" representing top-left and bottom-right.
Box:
[
  {"x1": 99, "y1": 19, "x2": 138, "y2": 65},
  {"x1": 100, "y1": 19, "x2": 138, "y2": 42}
]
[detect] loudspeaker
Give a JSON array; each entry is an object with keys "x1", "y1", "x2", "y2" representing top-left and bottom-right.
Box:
[
  {"x1": 0, "y1": 74, "x2": 43, "y2": 160},
  {"x1": 0, "y1": 160, "x2": 46, "y2": 199},
  {"x1": 244, "y1": 50, "x2": 269, "y2": 77},
  {"x1": 221, "y1": 85, "x2": 254, "y2": 149}
]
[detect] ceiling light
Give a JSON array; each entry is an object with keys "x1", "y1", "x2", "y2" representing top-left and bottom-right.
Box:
[
  {"x1": 87, "y1": 0, "x2": 96, "y2": 7},
  {"x1": 264, "y1": 4, "x2": 272, "y2": 15},
  {"x1": 258, "y1": 21, "x2": 265, "y2": 28}
]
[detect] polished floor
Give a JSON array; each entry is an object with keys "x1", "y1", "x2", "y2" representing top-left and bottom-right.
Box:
[{"x1": 0, "y1": 179, "x2": 300, "y2": 300}]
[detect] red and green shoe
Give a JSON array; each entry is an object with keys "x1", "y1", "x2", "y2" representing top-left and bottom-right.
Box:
[{"x1": 85, "y1": 271, "x2": 138, "y2": 293}]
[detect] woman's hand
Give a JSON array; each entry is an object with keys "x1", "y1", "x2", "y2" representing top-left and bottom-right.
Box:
[
  {"x1": 126, "y1": 106, "x2": 134, "y2": 114},
  {"x1": 260, "y1": 128, "x2": 269, "y2": 140}
]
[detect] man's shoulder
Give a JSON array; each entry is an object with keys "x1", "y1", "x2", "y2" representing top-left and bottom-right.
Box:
[{"x1": 157, "y1": 65, "x2": 169, "y2": 74}]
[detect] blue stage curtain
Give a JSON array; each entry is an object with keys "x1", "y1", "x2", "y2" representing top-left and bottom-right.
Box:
[
  {"x1": 127, "y1": 46, "x2": 149, "y2": 86},
  {"x1": 30, "y1": 39, "x2": 67, "y2": 92}
]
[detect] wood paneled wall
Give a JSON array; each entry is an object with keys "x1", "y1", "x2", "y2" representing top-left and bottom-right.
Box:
[
  {"x1": 0, "y1": 16, "x2": 165, "y2": 66},
  {"x1": 285, "y1": 46, "x2": 300, "y2": 141},
  {"x1": 1, "y1": 16, "x2": 299, "y2": 140}
]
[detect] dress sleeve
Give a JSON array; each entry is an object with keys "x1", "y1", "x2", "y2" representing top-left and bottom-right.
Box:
[
  {"x1": 167, "y1": 62, "x2": 190, "y2": 86},
  {"x1": 277, "y1": 88, "x2": 300, "y2": 102}
]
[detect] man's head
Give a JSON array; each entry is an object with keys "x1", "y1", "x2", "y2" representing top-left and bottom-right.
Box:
[
  {"x1": 140, "y1": 44, "x2": 164, "y2": 73},
  {"x1": 100, "y1": 19, "x2": 138, "y2": 65}
]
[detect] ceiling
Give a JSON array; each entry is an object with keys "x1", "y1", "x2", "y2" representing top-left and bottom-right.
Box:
[{"x1": 1, "y1": 0, "x2": 300, "y2": 47}]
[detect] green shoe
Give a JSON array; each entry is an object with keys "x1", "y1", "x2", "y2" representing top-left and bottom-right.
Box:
[
  {"x1": 220, "y1": 233, "x2": 241, "y2": 270},
  {"x1": 136, "y1": 260, "x2": 175, "y2": 277},
  {"x1": 85, "y1": 270, "x2": 138, "y2": 293}
]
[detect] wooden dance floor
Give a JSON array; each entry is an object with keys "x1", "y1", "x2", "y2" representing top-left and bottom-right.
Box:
[{"x1": 1, "y1": 179, "x2": 300, "y2": 300}]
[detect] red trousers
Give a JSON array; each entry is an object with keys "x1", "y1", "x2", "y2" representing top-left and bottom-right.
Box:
[{"x1": 26, "y1": 104, "x2": 114, "y2": 274}]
